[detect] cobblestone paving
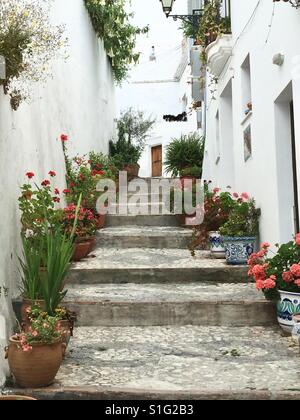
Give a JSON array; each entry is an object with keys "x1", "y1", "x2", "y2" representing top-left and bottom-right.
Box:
[
  {"x1": 65, "y1": 283, "x2": 262, "y2": 303},
  {"x1": 56, "y1": 326, "x2": 300, "y2": 391},
  {"x1": 72, "y1": 249, "x2": 243, "y2": 269}
]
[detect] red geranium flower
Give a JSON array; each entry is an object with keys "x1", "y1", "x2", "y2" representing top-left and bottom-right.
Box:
[
  {"x1": 53, "y1": 197, "x2": 60, "y2": 203},
  {"x1": 54, "y1": 188, "x2": 60, "y2": 195},
  {"x1": 26, "y1": 172, "x2": 35, "y2": 179},
  {"x1": 60, "y1": 134, "x2": 68, "y2": 142},
  {"x1": 63, "y1": 189, "x2": 71, "y2": 195},
  {"x1": 41, "y1": 180, "x2": 51, "y2": 187},
  {"x1": 49, "y1": 171, "x2": 56, "y2": 177}
]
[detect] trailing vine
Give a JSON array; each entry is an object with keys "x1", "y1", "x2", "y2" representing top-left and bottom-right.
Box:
[{"x1": 84, "y1": 0, "x2": 149, "y2": 83}]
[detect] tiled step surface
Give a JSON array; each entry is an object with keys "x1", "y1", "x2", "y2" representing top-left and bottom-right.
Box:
[
  {"x1": 96, "y1": 226, "x2": 193, "y2": 249},
  {"x1": 8, "y1": 326, "x2": 300, "y2": 400},
  {"x1": 67, "y1": 249, "x2": 248, "y2": 285},
  {"x1": 64, "y1": 283, "x2": 276, "y2": 327}
]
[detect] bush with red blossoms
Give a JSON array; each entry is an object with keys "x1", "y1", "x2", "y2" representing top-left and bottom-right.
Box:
[
  {"x1": 19, "y1": 172, "x2": 63, "y2": 236},
  {"x1": 248, "y1": 235, "x2": 300, "y2": 300},
  {"x1": 62, "y1": 204, "x2": 96, "y2": 239}
]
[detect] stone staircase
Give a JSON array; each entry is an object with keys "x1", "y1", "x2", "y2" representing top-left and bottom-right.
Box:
[{"x1": 8, "y1": 179, "x2": 300, "y2": 400}]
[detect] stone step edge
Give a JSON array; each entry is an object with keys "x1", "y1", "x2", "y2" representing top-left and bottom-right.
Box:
[{"x1": 5, "y1": 387, "x2": 300, "y2": 401}]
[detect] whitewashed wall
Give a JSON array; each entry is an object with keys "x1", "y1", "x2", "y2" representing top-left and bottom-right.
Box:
[
  {"x1": 0, "y1": 0, "x2": 115, "y2": 385},
  {"x1": 202, "y1": 0, "x2": 300, "y2": 246}
]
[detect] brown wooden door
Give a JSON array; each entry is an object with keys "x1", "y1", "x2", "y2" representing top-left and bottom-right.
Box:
[{"x1": 152, "y1": 145, "x2": 162, "y2": 177}]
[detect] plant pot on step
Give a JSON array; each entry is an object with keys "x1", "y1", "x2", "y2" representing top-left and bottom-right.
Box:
[
  {"x1": 277, "y1": 291, "x2": 300, "y2": 334},
  {"x1": 223, "y1": 236, "x2": 256, "y2": 265},
  {"x1": 209, "y1": 231, "x2": 226, "y2": 259},
  {"x1": 96, "y1": 214, "x2": 106, "y2": 230},
  {"x1": 5, "y1": 336, "x2": 65, "y2": 389},
  {"x1": 56, "y1": 320, "x2": 73, "y2": 348},
  {"x1": 88, "y1": 236, "x2": 97, "y2": 254},
  {"x1": 72, "y1": 238, "x2": 93, "y2": 262},
  {"x1": 123, "y1": 163, "x2": 140, "y2": 179}
]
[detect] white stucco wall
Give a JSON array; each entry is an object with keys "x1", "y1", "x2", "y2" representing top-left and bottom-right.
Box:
[
  {"x1": 202, "y1": 0, "x2": 300, "y2": 246},
  {"x1": 0, "y1": 0, "x2": 115, "y2": 385}
]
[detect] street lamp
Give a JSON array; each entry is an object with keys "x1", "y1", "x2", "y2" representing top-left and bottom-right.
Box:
[
  {"x1": 159, "y1": 0, "x2": 176, "y2": 17},
  {"x1": 159, "y1": 0, "x2": 202, "y2": 28}
]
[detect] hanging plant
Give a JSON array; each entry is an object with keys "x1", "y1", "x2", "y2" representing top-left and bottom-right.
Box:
[
  {"x1": 84, "y1": 0, "x2": 149, "y2": 83},
  {"x1": 0, "y1": 0, "x2": 68, "y2": 110},
  {"x1": 273, "y1": 0, "x2": 300, "y2": 8}
]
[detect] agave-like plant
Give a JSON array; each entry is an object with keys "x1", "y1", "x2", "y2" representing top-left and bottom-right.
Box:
[{"x1": 19, "y1": 235, "x2": 44, "y2": 300}]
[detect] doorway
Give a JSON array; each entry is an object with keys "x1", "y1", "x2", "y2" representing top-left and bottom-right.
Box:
[
  {"x1": 275, "y1": 83, "x2": 299, "y2": 241},
  {"x1": 152, "y1": 145, "x2": 162, "y2": 177}
]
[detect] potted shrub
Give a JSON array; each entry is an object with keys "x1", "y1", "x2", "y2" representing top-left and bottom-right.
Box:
[
  {"x1": 248, "y1": 236, "x2": 300, "y2": 333},
  {"x1": 165, "y1": 133, "x2": 205, "y2": 179},
  {"x1": 219, "y1": 194, "x2": 260, "y2": 265},
  {"x1": 110, "y1": 108, "x2": 155, "y2": 179},
  {"x1": 189, "y1": 187, "x2": 236, "y2": 258},
  {"x1": 62, "y1": 204, "x2": 97, "y2": 261},
  {"x1": 5, "y1": 312, "x2": 65, "y2": 388}
]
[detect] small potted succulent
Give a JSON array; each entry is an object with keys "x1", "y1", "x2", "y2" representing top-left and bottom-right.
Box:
[
  {"x1": 220, "y1": 194, "x2": 260, "y2": 265},
  {"x1": 248, "y1": 235, "x2": 300, "y2": 333},
  {"x1": 5, "y1": 312, "x2": 65, "y2": 388}
]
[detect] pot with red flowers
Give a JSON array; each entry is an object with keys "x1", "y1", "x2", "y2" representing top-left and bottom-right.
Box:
[
  {"x1": 248, "y1": 235, "x2": 300, "y2": 333},
  {"x1": 63, "y1": 204, "x2": 97, "y2": 261}
]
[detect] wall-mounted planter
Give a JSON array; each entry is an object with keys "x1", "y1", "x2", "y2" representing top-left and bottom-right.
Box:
[{"x1": 206, "y1": 34, "x2": 233, "y2": 77}]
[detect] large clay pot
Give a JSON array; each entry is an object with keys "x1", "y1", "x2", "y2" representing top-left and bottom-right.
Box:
[
  {"x1": 21, "y1": 299, "x2": 45, "y2": 324},
  {"x1": 5, "y1": 336, "x2": 65, "y2": 388},
  {"x1": 88, "y1": 236, "x2": 97, "y2": 254},
  {"x1": 72, "y1": 239, "x2": 92, "y2": 262}
]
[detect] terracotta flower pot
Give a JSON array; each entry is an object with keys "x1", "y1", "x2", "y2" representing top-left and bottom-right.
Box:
[
  {"x1": 88, "y1": 236, "x2": 97, "y2": 254},
  {"x1": 123, "y1": 164, "x2": 140, "y2": 179},
  {"x1": 0, "y1": 395, "x2": 36, "y2": 400},
  {"x1": 96, "y1": 214, "x2": 106, "y2": 230},
  {"x1": 72, "y1": 239, "x2": 91, "y2": 262},
  {"x1": 56, "y1": 320, "x2": 73, "y2": 348},
  {"x1": 21, "y1": 299, "x2": 45, "y2": 324},
  {"x1": 5, "y1": 336, "x2": 65, "y2": 389}
]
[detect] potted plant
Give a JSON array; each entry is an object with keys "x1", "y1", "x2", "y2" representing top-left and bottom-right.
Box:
[
  {"x1": 189, "y1": 187, "x2": 236, "y2": 258},
  {"x1": 110, "y1": 108, "x2": 155, "y2": 179},
  {"x1": 219, "y1": 194, "x2": 260, "y2": 265},
  {"x1": 165, "y1": 133, "x2": 205, "y2": 179},
  {"x1": 5, "y1": 312, "x2": 65, "y2": 388},
  {"x1": 248, "y1": 236, "x2": 300, "y2": 333},
  {"x1": 62, "y1": 204, "x2": 97, "y2": 261}
]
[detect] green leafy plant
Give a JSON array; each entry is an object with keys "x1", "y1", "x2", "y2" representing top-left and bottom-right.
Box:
[
  {"x1": 165, "y1": 133, "x2": 205, "y2": 177},
  {"x1": 180, "y1": 165, "x2": 202, "y2": 178},
  {"x1": 219, "y1": 196, "x2": 260, "y2": 237},
  {"x1": 19, "y1": 235, "x2": 44, "y2": 300},
  {"x1": 15, "y1": 311, "x2": 62, "y2": 352},
  {"x1": 84, "y1": 0, "x2": 148, "y2": 83},
  {"x1": 0, "y1": 0, "x2": 67, "y2": 109},
  {"x1": 248, "y1": 236, "x2": 300, "y2": 301},
  {"x1": 110, "y1": 108, "x2": 156, "y2": 167}
]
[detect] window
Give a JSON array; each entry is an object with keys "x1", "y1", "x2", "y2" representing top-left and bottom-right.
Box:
[
  {"x1": 215, "y1": 110, "x2": 220, "y2": 164},
  {"x1": 241, "y1": 54, "x2": 252, "y2": 117}
]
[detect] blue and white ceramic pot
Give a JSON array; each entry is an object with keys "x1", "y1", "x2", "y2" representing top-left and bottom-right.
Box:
[
  {"x1": 209, "y1": 231, "x2": 226, "y2": 259},
  {"x1": 223, "y1": 236, "x2": 256, "y2": 265},
  {"x1": 277, "y1": 291, "x2": 300, "y2": 333}
]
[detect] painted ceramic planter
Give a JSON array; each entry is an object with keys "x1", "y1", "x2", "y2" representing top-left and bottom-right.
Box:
[
  {"x1": 277, "y1": 291, "x2": 300, "y2": 333},
  {"x1": 209, "y1": 231, "x2": 226, "y2": 259},
  {"x1": 223, "y1": 236, "x2": 256, "y2": 265}
]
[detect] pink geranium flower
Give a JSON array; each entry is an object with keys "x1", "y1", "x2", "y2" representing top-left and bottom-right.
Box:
[
  {"x1": 291, "y1": 264, "x2": 300, "y2": 278},
  {"x1": 295, "y1": 233, "x2": 300, "y2": 246}
]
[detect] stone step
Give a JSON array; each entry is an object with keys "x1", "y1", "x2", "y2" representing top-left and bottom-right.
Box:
[
  {"x1": 7, "y1": 326, "x2": 300, "y2": 400},
  {"x1": 68, "y1": 249, "x2": 248, "y2": 285},
  {"x1": 96, "y1": 227, "x2": 193, "y2": 249},
  {"x1": 106, "y1": 214, "x2": 181, "y2": 227},
  {"x1": 64, "y1": 283, "x2": 276, "y2": 327}
]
